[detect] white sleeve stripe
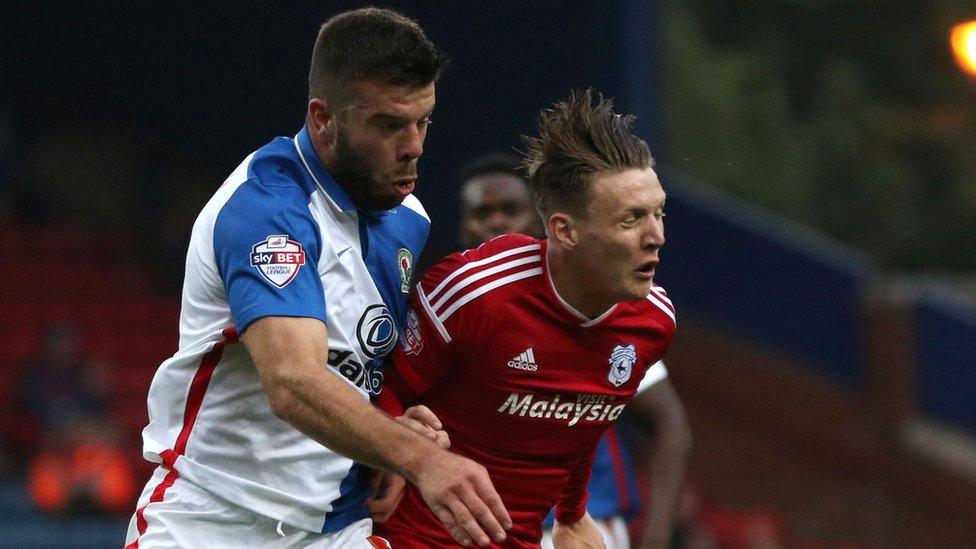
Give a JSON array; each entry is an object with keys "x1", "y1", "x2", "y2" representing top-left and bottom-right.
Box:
[
  {"x1": 648, "y1": 286, "x2": 674, "y2": 310},
  {"x1": 646, "y1": 292, "x2": 677, "y2": 325},
  {"x1": 426, "y1": 244, "x2": 541, "y2": 301},
  {"x1": 439, "y1": 267, "x2": 542, "y2": 323},
  {"x1": 636, "y1": 360, "x2": 668, "y2": 393},
  {"x1": 430, "y1": 255, "x2": 541, "y2": 311},
  {"x1": 417, "y1": 285, "x2": 451, "y2": 344},
  {"x1": 650, "y1": 285, "x2": 673, "y2": 307}
]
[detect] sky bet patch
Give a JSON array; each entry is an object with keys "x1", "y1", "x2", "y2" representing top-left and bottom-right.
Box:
[{"x1": 250, "y1": 234, "x2": 306, "y2": 288}]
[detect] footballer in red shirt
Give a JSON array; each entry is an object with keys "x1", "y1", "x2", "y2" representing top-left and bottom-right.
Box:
[{"x1": 377, "y1": 90, "x2": 676, "y2": 548}]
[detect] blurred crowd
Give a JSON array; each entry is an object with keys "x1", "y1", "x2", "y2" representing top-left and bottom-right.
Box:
[{"x1": 3, "y1": 324, "x2": 136, "y2": 517}]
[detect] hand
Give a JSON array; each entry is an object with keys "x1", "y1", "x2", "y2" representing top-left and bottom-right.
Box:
[
  {"x1": 413, "y1": 450, "x2": 512, "y2": 547},
  {"x1": 366, "y1": 469, "x2": 406, "y2": 523},
  {"x1": 552, "y1": 513, "x2": 605, "y2": 549},
  {"x1": 395, "y1": 405, "x2": 451, "y2": 449}
]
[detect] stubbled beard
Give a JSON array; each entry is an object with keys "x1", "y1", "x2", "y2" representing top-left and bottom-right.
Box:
[{"x1": 331, "y1": 128, "x2": 401, "y2": 211}]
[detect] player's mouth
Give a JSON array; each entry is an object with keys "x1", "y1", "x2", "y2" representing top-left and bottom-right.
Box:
[
  {"x1": 394, "y1": 177, "x2": 416, "y2": 198},
  {"x1": 635, "y1": 260, "x2": 657, "y2": 280}
]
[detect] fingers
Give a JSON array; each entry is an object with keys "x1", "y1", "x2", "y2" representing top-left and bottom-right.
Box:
[
  {"x1": 438, "y1": 482, "x2": 509, "y2": 547},
  {"x1": 394, "y1": 414, "x2": 450, "y2": 449},
  {"x1": 474, "y1": 477, "x2": 512, "y2": 532},
  {"x1": 429, "y1": 502, "x2": 474, "y2": 546},
  {"x1": 437, "y1": 465, "x2": 509, "y2": 546},
  {"x1": 402, "y1": 404, "x2": 451, "y2": 449},
  {"x1": 366, "y1": 472, "x2": 406, "y2": 523},
  {"x1": 365, "y1": 494, "x2": 393, "y2": 523},
  {"x1": 416, "y1": 453, "x2": 511, "y2": 547},
  {"x1": 403, "y1": 404, "x2": 442, "y2": 429},
  {"x1": 394, "y1": 415, "x2": 441, "y2": 443},
  {"x1": 433, "y1": 429, "x2": 451, "y2": 449},
  {"x1": 368, "y1": 468, "x2": 383, "y2": 491},
  {"x1": 366, "y1": 496, "x2": 398, "y2": 523}
]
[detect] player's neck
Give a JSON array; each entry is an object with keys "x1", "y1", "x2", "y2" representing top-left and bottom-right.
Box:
[
  {"x1": 307, "y1": 123, "x2": 337, "y2": 173},
  {"x1": 546, "y1": 245, "x2": 614, "y2": 319}
]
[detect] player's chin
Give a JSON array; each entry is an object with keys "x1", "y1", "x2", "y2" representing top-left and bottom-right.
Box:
[
  {"x1": 628, "y1": 277, "x2": 654, "y2": 298},
  {"x1": 369, "y1": 192, "x2": 408, "y2": 211}
]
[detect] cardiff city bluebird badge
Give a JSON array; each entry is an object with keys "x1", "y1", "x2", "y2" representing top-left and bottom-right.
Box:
[{"x1": 608, "y1": 343, "x2": 637, "y2": 387}]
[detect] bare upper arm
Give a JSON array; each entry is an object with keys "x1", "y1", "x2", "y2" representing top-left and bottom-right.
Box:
[
  {"x1": 241, "y1": 316, "x2": 329, "y2": 386},
  {"x1": 630, "y1": 377, "x2": 684, "y2": 421}
]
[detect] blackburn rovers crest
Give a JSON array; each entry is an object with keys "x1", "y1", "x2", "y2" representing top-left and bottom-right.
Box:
[
  {"x1": 250, "y1": 235, "x2": 306, "y2": 288},
  {"x1": 608, "y1": 343, "x2": 637, "y2": 387},
  {"x1": 397, "y1": 247, "x2": 413, "y2": 293}
]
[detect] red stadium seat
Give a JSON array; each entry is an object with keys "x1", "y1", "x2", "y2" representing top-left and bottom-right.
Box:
[{"x1": 0, "y1": 225, "x2": 179, "y2": 454}]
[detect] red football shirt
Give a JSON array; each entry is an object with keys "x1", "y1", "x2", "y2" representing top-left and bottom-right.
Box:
[{"x1": 377, "y1": 234, "x2": 676, "y2": 548}]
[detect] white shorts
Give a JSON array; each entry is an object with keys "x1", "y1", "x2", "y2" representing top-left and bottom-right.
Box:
[
  {"x1": 540, "y1": 515, "x2": 630, "y2": 549},
  {"x1": 124, "y1": 466, "x2": 390, "y2": 548}
]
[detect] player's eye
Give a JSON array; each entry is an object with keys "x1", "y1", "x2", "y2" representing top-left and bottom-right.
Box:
[{"x1": 373, "y1": 118, "x2": 405, "y2": 132}]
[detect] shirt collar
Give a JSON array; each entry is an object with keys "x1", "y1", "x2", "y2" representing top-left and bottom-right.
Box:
[{"x1": 295, "y1": 126, "x2": 356, "y2": 211}]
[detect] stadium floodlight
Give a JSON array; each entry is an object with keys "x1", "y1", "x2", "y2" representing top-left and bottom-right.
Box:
[{"x1": 950, "y1": 20, "x2": 976, "y2": 77}]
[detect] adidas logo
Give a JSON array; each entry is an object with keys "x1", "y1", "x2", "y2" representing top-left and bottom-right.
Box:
[{"x1": 507, "y1": 348, "x2": 538, "y2": 372}]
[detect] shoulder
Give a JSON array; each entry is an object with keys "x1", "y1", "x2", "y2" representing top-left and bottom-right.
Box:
[
  {"x1": 418, "y1": 234, "x2": 544, "y2": 323},
  {"x1": 221, "y1": 138, "x2": 317, "y2": 218},
  {"x1": 247, "y1": 136, "x2": 318, "y2": 197},
  {"x1": 203, "y1": 138, "x2": 322, "y2": 252},
  {"x1": 200, "y1": 137, "x2": 312, "y2": 220}
]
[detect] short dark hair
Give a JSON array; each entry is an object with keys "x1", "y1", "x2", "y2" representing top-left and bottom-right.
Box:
[
  {"x1": 308, "y1": 7, "x2": 448, "y2": 105},
  {"x1": 457, "y1": 152, "x2": 526, "y2": 185},
  {"x1": 522, "y1": 89, "x2": 653, "y2": 219}
]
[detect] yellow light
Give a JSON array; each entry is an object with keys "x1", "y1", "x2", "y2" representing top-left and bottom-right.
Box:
[{"x1": 951, "y1": 20, "x2": 976, "y2": 76}]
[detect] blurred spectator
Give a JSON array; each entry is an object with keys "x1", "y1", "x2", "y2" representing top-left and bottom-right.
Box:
[
  {"x1": 457, "y1": 152, "x2": 544, "y2": 248},
  {"x1": 19, "y1": 324, "x2": 136, "y2": 516},
  {"x1": 20, "y1": 325, "x2": 108, "y2": 429},
  {"x1": 27, "y1": 418, "x2": 136, "y2": 515}
]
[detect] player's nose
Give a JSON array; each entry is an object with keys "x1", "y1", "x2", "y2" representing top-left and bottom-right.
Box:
[
  {"x1": 399, "y1": 126, "x2": 424, "y2": 161},
  {"x1": 644, "y1": 218, "x2": 665, "y2": 249}
]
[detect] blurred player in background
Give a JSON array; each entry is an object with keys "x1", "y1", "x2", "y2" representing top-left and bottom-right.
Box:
[
  {"x1": 376, "y1": 89, "x2": 678, "y2": 547},
  {"x1": 125, "y1": 8, "x2": 511, "y2": 548},
  {"x1": 457, "y1": 153, "x2": 544, "y2": 249},
  {"x1": 455, "y1": 152, "x2": 691, "y2": 549}
]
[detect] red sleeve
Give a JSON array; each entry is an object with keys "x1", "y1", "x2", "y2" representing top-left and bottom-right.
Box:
[
  {"x1": 554, "y1": 444, "x2": 597, "y2": 524},
  {"x1": 375, "y1": 382, "x2": 406, "y2": 417}
]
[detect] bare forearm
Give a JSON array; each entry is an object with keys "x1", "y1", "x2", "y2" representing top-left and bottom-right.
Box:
[
  {"x1": 631, "y1": 379, "x2": 692, "y2": 549},
  {"x1": 267, "y1": 364, "x2": 432, "y2": 480},
  {"x1": 243, "y1": 317, "x2": 432, "y2": 480},
  {"x1": 638, "y1": 434, "x2": 689, "y2": 549},
  {"x1": 243, "y1": 317, "x2": 511, "y2": 546}
]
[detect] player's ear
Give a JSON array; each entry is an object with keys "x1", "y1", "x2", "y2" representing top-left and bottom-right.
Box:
[
  {"x1": 548, "y1": 213, "x2": 579, "y2": 249},
  {"x1": 307, "y1": 98, "x2": 339, "y2": 148}
]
